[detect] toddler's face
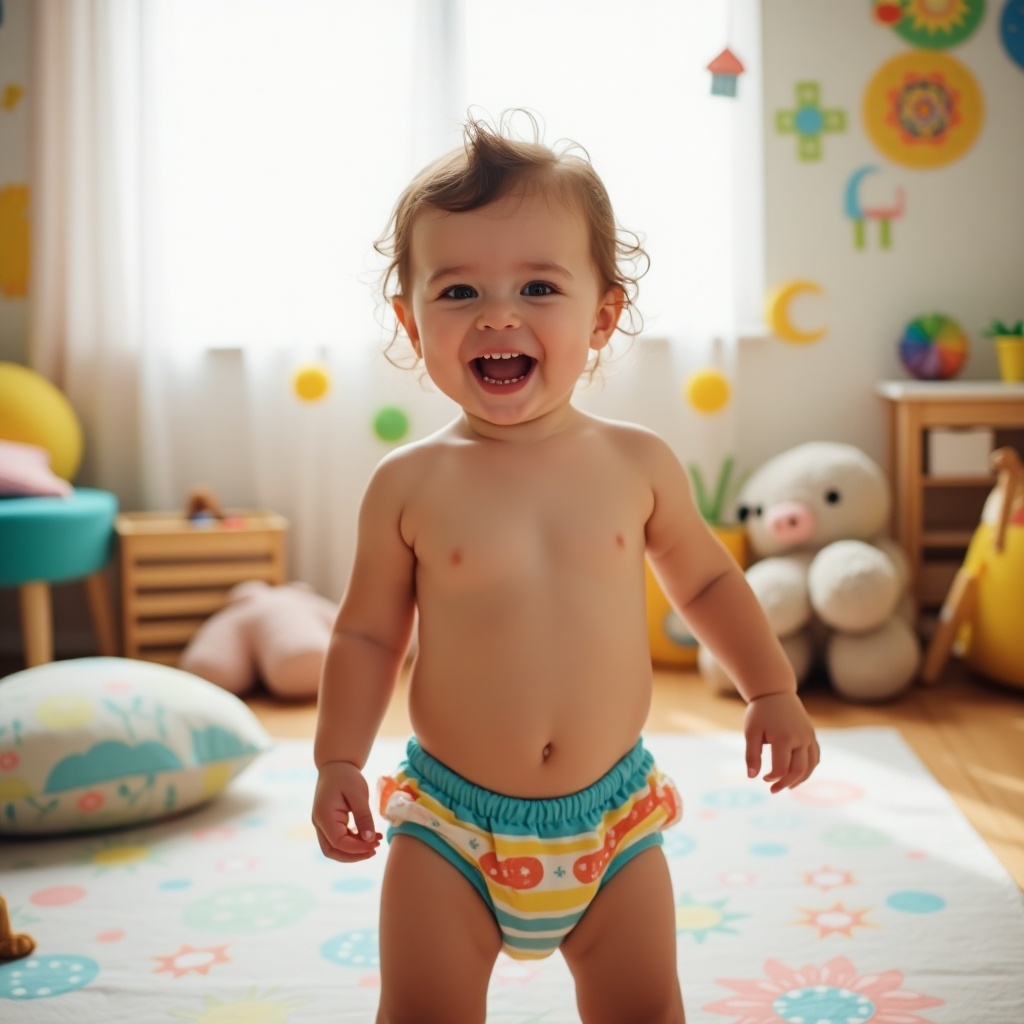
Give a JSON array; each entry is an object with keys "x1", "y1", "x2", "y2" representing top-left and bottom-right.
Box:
[{"x1": 393, "y1": 189, "x2": 622, "y2": 434}]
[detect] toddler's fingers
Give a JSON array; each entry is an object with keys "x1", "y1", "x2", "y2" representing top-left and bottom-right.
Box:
[
  {"x1": 353, "y1": 808, "x2": 378, "y2": 844},
  {"x1": 766, "y1": 740, "x2": 792, "y2": 785},
  {"x1": 745, "y1": 738, "x2": 763, "y2": 779},
  {"x1": 778, "y1": 747, "x2": 808, "y2": 792},
  {"x1": 796, "y1": 741, "x2": 821, "y2": 786}
]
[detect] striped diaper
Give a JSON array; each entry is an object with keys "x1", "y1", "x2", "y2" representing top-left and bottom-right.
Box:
[{"x1": 378, "y1": 737, "x2": 682, "y2": 960}]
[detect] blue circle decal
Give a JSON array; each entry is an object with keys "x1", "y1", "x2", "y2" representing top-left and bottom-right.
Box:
[
  {"x1": 332, "y1": 877, "x2": 375, "y2": 894},
  {"x1": 773, "y1": 986, "x2": 874, "y2": 1023},
  {"x1": 887, "y1": 890, "x2": 946, "y2": 913},
  {"x1": 321, "y1": 929, "x2": 380, "y2": 968},
  {"x1": 749, "y1": 842, "x2": 788, "y2": 858},
  {"x1": 0, "y1": 956, "x2": 100, "y2": 1000}
]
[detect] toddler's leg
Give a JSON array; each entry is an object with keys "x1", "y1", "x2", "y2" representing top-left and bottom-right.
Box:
[
  {"x1": 376, "y1": 834, "x2": 502, "y2": 1024},
  {"x1": 560, "y1": 846, "x2": 685, "y2": 1024}
]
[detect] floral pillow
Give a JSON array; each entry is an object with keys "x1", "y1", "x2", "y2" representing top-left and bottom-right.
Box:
[{"x1": 0, "y1": 657, "x2": 272, "y2": 835}]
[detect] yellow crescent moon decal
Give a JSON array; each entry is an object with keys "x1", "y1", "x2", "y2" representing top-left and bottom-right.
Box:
[{"x1": 765, "y1": 280, "x2": 826, "y2": 344}]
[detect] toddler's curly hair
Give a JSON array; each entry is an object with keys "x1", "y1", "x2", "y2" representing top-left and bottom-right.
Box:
[{"x1": 375, "y1": 111, "x2": 648, "y2": 368}]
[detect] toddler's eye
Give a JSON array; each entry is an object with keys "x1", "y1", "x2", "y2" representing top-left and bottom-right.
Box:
[
  {"x1": 441, "y1": 285, "x2": 476, "y2": 300},
  {"x1": 522, "y1": 281, "x2": 555, "y2": 297}
]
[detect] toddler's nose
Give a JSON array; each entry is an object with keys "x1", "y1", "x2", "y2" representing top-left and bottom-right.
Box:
[
  {"x1": 476, "y1": 303, "x2": 520, "y2": 331},
  {"x1": 764, "y1": 501, "x2": 816, "y2": 546}
]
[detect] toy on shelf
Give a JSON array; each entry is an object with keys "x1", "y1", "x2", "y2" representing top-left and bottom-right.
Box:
[
  {"x1": 898, "y1": 313, "x2": 968, "y2": 380},
  {"x1": 178, "y1": 580, "x2": 337, "y2": 699},
  {"x1": 922, "y1": 447, "x2": 1024, "y2": 689},
  {"x1": 698, "y1": 442, "x2": 920, "y2": 702}
]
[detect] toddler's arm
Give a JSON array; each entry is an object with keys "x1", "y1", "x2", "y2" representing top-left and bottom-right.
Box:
[
  {"x1": 312, "y1": 458, "x2": 417, "y2": 861},
  {"x1": 639, "y1": 432, "x2": 819, "y2": 791}
]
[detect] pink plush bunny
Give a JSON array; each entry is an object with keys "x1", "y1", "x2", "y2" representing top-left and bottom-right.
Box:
[{"x1": 179, "y1": 580, "x2": 337, "y2": 698}]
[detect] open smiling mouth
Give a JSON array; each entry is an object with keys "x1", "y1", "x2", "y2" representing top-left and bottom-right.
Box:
[{"x1": 471, "y1": 352, "x2": 537, "y2": 387}]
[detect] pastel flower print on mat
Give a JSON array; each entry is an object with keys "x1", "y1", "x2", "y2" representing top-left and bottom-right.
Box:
[
  {"x1": 794, "y1": 902, "x2": 877, "y2": 939},
  {"x1": 802, "y1": 865, "x2": 856, "y2": 892},
  {"x1": 705, "y1": 956, "x2": 943, "y2": 1023},
  {"x1": 321, "y1": 929, "x2": 379, "y2": 970},
  {"x1": 167, "y1": 990, "x2": 306, "y2": 1022},
  {"x1": 675, "y1": 893, "x2": 748, "y2": 943},
  {"x1": 184, "y1": 883, "x2": 315, "y2": 932},
  {"x1": 153, "y1": 943, "x2": 231, "y2": 978},
  {"x1": 82, "y1": 837, "x2": 159, "y2": 872},
  {"x1": 0, "y1": 955, "x2": 100, "y2": 1001}
]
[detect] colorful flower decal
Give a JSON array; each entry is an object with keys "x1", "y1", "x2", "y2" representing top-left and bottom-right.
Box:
[
  {"x1": 863, "y1": 51, "x2": 983, "y2": 169},
  {"x1": 705, "y1": 955, "x2": 944, "y2": 1023}
]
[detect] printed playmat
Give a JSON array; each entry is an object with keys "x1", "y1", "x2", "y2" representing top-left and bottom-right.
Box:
[{"x1": 2, "y1": 728, "x2": 1023, "y2": 1022}]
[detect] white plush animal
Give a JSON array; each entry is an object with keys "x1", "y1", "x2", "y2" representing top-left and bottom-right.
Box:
[{"x1": 699, "y1": 442, "x2": 920, "y2": 701}]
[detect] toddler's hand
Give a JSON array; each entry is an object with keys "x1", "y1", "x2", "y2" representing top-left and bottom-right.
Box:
[
  {"x1": 312, "y1": 760, "x2": 383, "y2": 862},
  {"x1": 743, "y1": 691, "x2": 819, "y2": 794}
]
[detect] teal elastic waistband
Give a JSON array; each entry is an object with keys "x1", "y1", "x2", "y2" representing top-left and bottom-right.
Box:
[{"x1": 401, "y1": 737, "x2": 654, "y2": 830}]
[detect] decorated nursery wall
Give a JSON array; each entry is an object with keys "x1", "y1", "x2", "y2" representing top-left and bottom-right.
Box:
[
  {"x1": 742, "y1": 0, "x2": 1024, "y2": 473},
  {"x1": 0, "y1": 0, "x2": 30, "y2": 355},
  {"x1": 0, "y1": 1, "x2": 1022, "y2": 638}
]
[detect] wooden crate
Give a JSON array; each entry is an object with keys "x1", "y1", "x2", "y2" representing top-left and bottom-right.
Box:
[{"x1": 116, "y1": 510, "x2": 288, "y2": 665}]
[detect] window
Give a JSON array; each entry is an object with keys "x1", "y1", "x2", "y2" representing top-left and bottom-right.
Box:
[{"x1": 152, "y1": 0, "x2": 762, "y2": 352}]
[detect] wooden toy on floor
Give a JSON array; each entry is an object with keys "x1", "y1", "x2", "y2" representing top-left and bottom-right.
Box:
[{"x1": 0, "y1": 895, "x2": 36, "y2": 961}]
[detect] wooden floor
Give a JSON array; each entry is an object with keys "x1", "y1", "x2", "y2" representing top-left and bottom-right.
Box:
[{"x1": 248, "y1": 661, "x2": 1024, "y2": 891}]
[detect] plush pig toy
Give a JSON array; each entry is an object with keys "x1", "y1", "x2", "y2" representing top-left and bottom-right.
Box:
[{"x1": 698, "y1": 442, "x2": 919, "y2": 701}]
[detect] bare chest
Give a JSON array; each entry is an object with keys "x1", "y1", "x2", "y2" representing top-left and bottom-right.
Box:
[{"x1": 404, "y1": 450, "x2": 650, "y2": 590}]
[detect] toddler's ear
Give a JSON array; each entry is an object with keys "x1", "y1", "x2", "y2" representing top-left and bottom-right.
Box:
[
  {"x1": 591, "y1": 287, "x2": 625, "y2": 350},
  {"x1": 393, "y1": 297, "x2": 421, "y2": 357}
]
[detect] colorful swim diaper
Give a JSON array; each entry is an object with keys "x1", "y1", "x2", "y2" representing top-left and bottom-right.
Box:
[{"x1": 379, "y1": 738, "x2": 682, "y2": 960}]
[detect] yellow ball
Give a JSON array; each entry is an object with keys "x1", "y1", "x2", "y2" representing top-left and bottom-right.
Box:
[
  {"x1": 684, "y1": 368, "x2": 731, "y2": 414},
  {"x1": 291, "y1": 363, "x2": 331, "y2": 403},
  {"x1": 0, "y1": 362, "x2": 84, "y2": 480}
]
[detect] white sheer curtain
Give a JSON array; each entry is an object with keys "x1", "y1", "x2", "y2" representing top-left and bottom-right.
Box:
[
  {"x1": 29, "y1": 0, "x2": 761, "y2": 598},
  {"x1": 29, "y1": 0, "x2": 150, "y2": 510}
]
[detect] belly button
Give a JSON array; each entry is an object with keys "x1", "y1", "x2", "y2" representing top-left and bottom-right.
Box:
[{"x1": 542, "y1": 743, "x2": 552, "y2": 761}]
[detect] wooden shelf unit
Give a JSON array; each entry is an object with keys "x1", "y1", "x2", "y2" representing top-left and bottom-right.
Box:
[
  {"x1": 116, "y1": 510, "x2": 288, "y2": 665},
  {"x1": 877, "y1": 381, "x2": 1024, "y2": 619}
]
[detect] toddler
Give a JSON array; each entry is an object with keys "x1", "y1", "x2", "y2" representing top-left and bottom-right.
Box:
[{"x1": 312, "y1": 114, "x2": 819, "y2": 1024}]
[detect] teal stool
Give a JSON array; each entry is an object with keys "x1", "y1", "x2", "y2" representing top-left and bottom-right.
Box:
[{"x1": 0, "y1": 488, "x2": 119, "y2": 666}]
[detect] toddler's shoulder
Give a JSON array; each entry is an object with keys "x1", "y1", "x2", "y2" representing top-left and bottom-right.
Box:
[
  {"x1": 367, "y1": 423, "x2": 464, "y2": 493},
  {"x1": 589, "y1": 415, "x2": 676, "y2": 465}
]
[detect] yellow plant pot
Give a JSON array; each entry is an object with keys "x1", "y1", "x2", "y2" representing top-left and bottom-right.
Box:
[
  {"x1": 646, "y1": 525, "x2": 748, "y2": 667},
  {"x1": 995, "y1": 336, "x2": 1024, "y2": 383}
]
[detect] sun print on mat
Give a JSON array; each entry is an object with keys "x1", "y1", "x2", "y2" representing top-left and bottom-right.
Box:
[
  {"x1": 675, "y1": 893, "x2": 748, "y2": 943},
  {"x1": 794, "y1": 902, "x2": 877, "y2": 939},
  {"x1": 168, "y1": 990, "x2": 307, "y2": 1023},
  {"x1": 153, "y1": 944, "x2": 231, "y2": 978},
  {"x1": 704, "y1": 956, "x2": 943, "y2": 1023}
]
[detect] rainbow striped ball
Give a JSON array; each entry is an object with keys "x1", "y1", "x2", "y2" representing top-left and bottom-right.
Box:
[{"x1": 898, "y1": 314, "x2": 968, "y2": 380}]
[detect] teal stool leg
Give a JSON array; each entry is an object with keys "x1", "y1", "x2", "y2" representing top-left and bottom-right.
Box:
[
  {"x1": 19, "y1": 583, "x2": 54, "y2": 667},
  {"x1": 84, "y1": 570, "x2": 118, "y2": 656},
  {"x1": 17, "y1": 574, "x2": 118, "y2": 667}
]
